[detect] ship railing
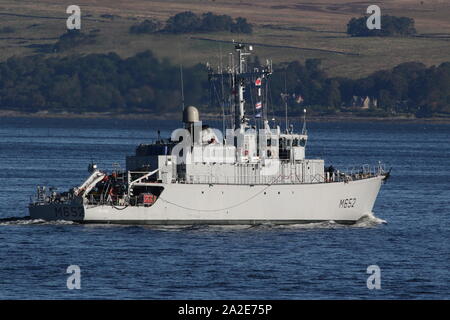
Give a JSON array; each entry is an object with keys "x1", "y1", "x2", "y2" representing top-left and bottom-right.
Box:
[
  {"x1": 85, "y1": 194, "x2": 128, "y2": 207},
  {"x1": 335, "y1": 163, "x2": 385, "y2": 183},
  {"x1": 177, "y1": 163, "x2": 385, "y2": 185},
  {"x1": 30, "y1": 186, "x2": 77, "y2": 205},
  {"x1": 182, "y1": 174, "x2": 320, "y2": 185},
  {"x1": 183, "y1": 175, "x2": 264, "y2": 185},
  {"x1": 86, "y1": 194, "x2": 158, "y2": 208},
  {"x1": 348, "y1": 163, "x2": 385, "y2": 175}
]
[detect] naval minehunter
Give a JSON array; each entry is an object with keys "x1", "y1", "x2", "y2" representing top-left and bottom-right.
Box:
[{"x1": 29, "y1": 44, "x2": 389, "y2": 224}]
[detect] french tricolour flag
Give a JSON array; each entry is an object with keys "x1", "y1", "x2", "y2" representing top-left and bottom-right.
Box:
[{"x1": 255, "y1": 101, "x2": 262, "y2": 109}]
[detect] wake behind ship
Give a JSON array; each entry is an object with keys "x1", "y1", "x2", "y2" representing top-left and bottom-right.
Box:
[{"x1": 29, "y1": 44, "x2": 389, "y2": 224}]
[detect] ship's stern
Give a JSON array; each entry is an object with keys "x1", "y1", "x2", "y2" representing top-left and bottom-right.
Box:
[{"x1": 28, "y1": 203, "x2": 85, "y2": 221}]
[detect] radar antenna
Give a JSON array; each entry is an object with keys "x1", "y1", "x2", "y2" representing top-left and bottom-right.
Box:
[{"x1": 302, "y1": 108, "x2": 307, "y2": 135}]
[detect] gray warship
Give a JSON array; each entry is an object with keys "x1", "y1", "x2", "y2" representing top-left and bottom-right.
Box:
[{"x1": 29, "y1": 44, "x2": 389, "y2": 224}]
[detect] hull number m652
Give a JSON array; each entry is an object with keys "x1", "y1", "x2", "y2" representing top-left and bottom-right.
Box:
[{"x1": 339, "y1": 198, "x2": 357, "y2": 208}]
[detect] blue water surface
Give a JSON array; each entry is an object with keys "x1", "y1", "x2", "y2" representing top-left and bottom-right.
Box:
[{"x1": 0, "y1": 117, "x2": 448, "y2": 299}]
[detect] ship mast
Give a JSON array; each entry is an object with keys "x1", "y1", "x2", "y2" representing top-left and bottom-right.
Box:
[
  {"x1": 234, "y1": 43, "x2": 250, "y2": 132},
  {"x1": 208, "y1": 43, "x2": 272, "y2": 133}
]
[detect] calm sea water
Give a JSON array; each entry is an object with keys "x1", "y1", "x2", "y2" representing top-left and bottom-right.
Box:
[{"x1": 0, "y1": 117, "x2": 448, "y2": 299}]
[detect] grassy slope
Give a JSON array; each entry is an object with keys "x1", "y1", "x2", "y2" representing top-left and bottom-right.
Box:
[{"x1": 0, "y1": 0, "x2": 450, "y2": 78}]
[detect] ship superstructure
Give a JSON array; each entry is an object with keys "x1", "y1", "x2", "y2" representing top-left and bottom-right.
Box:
[{"x1": 29, "y1": 44, "x2": 388, "y2": 224}]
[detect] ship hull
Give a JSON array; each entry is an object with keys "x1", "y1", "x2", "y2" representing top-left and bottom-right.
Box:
[{"x1": 29, "y1": 176, "x2": 384, "y2": 225}]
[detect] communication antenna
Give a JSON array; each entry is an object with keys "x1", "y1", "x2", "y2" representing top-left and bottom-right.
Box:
[
  {"x1": 219, "y1": 43, "x2": 226, "y2": 134},
  {"x1": 180, "y1": 62, "x2": 185, "y2": 111},
  {"x1": 284, "y1": 72, "x2": 288, "y2": 133},
  {"x1": 178, "y1": 42, "x2": 185, "y2": 113},
  {"x1": 302, "y1": 108, "x2": 307, "y2": 135}
]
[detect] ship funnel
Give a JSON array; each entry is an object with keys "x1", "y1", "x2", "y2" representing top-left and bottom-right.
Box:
[{"x1": 183, "y1": 106, "x2": 200, "y2": 123}]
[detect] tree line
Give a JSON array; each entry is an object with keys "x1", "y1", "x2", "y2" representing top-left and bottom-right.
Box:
[
  {"x1": 0, "y1": 51, "x2": 207, "y2": 113},
  {"x1": 130, "y1": 11, "x2": 253, "y2": 34},
  {"x1": 347, "y1": 15, "x2": 416, "y2": 37},
  {"x1": 272, "y1": 59, "x2": 450, "y2": 117},
  {"x1": 0, "y1": 50, "x2": 449, "y2": 118}
]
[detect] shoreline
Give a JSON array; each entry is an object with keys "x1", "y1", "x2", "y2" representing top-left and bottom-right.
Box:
[{"x1": 1, "y1": 110, "x2": 450, "y2": 124}]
